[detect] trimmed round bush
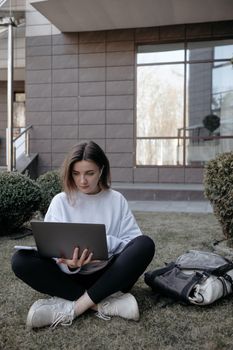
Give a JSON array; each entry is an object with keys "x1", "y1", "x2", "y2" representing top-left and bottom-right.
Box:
[
  {"x1": 0, "y1": 171, "x2": 42, "y2": 235},
  {"x1": 204, "y1": 152, "x2": 233, "y2": 239},
  {"x1": 37, "y1": 170, "x2": 62, "y2": 216}
]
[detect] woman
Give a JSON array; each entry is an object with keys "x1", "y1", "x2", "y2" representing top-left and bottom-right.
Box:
[{"x1": 12, "y1": 141, "x2": 155, "y2": 329}]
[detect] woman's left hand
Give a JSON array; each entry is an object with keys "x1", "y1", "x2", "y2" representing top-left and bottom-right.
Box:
[{"x1": 57, "y1": 247, "x2": 93, "y2": 269}]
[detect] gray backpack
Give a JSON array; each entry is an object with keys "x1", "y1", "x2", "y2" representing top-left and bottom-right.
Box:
[{"x1": 144, "y1": 250, "x2": 233, "y2": 305}]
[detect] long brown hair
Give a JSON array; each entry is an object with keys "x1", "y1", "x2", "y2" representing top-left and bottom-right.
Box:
[{"x1": 62, "y1": 141, "x2": 111, "y2": 197}]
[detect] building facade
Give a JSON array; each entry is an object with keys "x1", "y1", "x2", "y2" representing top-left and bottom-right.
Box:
[{"x1": 1, "y1": 1, "x2": 233, "y2": 185}]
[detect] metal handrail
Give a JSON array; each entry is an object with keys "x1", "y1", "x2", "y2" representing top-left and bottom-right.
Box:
[
  {"x1": 13, "y1": 124, "x2": 32, "y2": 142},
  {"x1": 12, "y1": 125, "x2": 32, "y2": 170}
]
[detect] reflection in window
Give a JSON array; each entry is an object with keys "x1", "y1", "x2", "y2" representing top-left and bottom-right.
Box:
[
  {"x1": 137, "y1": 43, "x2": 184, "y2": 64},
  {"x1": 187, "y1": 39, "x2": 233, "y2": 60},
  {"x1": 137, "y1": 139, "x2": 179, "y2": 166},
  {"x1": 13, "y1": 92, "x2": 25, "y2": 139},
  {"x1": 14, "y1": 92, "x2": 25, "y2": 128},
  {"x1": 137, "y1": 65, "x2": 184, "y2": 138},
  {"x1": 212, "y1": 62, "x2": 233, "y2": 136},
  {"x1": 137, "y1": 40, "x2": 233, "y2": 166}
]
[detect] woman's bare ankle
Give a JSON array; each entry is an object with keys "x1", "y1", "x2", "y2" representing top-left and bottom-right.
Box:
[{"x1": 74, "y1": 292, "x2": 96, "y2": 316}]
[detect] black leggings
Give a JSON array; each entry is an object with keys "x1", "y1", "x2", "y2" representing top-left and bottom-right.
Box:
[{"x1": 11, "y1": 235, "x2": 155, "y2": 304}]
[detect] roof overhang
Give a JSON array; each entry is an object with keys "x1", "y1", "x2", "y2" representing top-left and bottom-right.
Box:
[{"x1": 30, "y1": 0, "x2": 233, "y2": 32}]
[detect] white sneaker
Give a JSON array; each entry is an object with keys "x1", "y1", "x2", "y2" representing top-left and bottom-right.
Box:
[
  {"x1": 26, "y1": 297, "x2": 76, "y2": 329},
  {"x1": 97, "y1": 292, "x2": 139, "y2": 321}
]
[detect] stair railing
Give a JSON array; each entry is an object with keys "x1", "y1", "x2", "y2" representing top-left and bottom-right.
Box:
[{"x1": 12, "y1": 125, "x2": 32, "y2": 170}]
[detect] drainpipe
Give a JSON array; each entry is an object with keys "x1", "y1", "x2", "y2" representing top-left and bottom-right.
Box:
[
  {"x1": 0, "y1": 17, "x2": 17, "y2": 171},
  {"x1": 7, "y1": 18, "x2": 14, "y2": 171}
]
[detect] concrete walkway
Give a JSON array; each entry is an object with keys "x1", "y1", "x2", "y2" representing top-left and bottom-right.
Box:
[{"x1": 129, "y1": 200, "x2": 213, "y2": 213}]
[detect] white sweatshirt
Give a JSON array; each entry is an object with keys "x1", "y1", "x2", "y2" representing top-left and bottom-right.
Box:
[{"x1": 44, "y1": 189, "x2": 142, "y2": 257}]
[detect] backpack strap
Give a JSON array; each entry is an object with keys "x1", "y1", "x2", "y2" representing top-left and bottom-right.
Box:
[
  {"x1": 222, "y1": 273, "x2": 233, "y2": 296},
  {"x1": 211, "y1": 262, "x2": 233, "y2": 276}
]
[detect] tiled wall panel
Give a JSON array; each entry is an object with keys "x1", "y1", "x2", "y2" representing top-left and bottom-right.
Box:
[{"x1": 24, "y1": 16, "x2": 233, "y2": 182}]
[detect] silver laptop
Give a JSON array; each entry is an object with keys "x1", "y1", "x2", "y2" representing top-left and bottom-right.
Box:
[{"x1": 31, "y1": 221, "x2": 108, "y2": 260}]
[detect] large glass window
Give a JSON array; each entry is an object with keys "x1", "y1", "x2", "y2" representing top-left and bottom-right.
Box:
[{"x1": 136, "y1": 40, "x2": 233, "y2": 166}]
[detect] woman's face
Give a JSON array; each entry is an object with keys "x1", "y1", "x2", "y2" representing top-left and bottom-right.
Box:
[{"x1": 72, "y1": 160, "x2": 102, "y2": 195}]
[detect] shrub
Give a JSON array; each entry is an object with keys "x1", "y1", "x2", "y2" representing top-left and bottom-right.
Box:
[
  {"x1": 204, "y1": 152, "x2": 233, "y2": 239},
  {"x1": 0, "y1": 171, "x2": 42, "y2": 235},
  {"x1": 37, "y1": 170, "x2": 62, "y2": 216}
]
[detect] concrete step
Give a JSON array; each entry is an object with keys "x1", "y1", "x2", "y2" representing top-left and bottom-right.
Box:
[
  {"x1": 0, "y1": 153, "x2": 38, "y2": 178},
  {"x1": 112, "y1": 182, "x2": 206, "y2": 201},
  {"x1": 16, "y1": 153, "x2": 38, "y2": 178}
]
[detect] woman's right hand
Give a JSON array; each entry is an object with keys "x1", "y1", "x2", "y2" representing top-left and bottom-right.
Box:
[{"x1": 57, "y1": 247, "x2": 93, "y2": 269}]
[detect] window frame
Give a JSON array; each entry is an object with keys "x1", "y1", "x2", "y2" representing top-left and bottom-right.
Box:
[{"x1": 135, "y1": 38, "x2": 233, "y2": 168}]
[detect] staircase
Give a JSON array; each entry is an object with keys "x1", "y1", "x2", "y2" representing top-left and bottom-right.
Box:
[
  {"x1": 0, "y1": 125, "x2": 38, "y2": 178},
  {"x1": 16, "y1": 152, "x2": 38, "y2": 178}
]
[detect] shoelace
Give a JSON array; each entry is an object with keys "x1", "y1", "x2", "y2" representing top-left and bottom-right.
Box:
[
  {"x1": 95, "y1": 311, "x2": 111, "y2": 321},
  {"x1": 95, "y1": 301, "x2": 112, "y2": 321},
  {"x1": 50, "y1": 312, "x2": 73, "y2": 329}
]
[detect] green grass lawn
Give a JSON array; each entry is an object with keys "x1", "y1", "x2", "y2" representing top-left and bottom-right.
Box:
[{"x1": 1, "y1": 212, "x2": 233, "y2": 350}]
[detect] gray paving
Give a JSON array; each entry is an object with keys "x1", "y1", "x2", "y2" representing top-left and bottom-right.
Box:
[{"x1": 129, "y1": 200, "x2": 213, "y2": 213}]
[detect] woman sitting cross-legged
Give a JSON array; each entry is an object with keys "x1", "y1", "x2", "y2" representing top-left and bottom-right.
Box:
[{"x1": 11, "y1": 141, "x2": 155, "y2": 329}]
